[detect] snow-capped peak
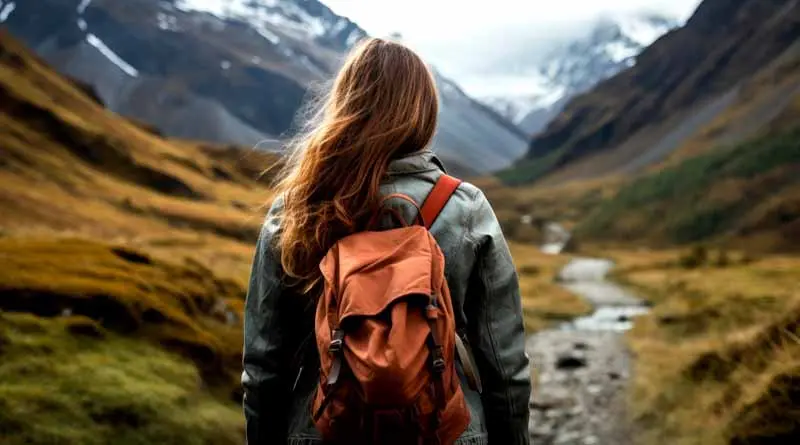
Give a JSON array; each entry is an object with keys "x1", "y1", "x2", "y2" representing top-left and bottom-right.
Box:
[
  {"x1": 175, "y1": 0, "x2": 366, "y2": 51},
  {"x1": 481, "y1": 12, "x2": 680, "y2": 128},
  {"x1": 539, "y1": 13, "x2": 679, "y2": 94},
  {"x1": 616, "y1": 13, "x2": 679, "y2": 47}
]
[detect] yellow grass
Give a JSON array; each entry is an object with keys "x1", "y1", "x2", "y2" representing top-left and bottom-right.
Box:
[
  {"x1": 608, "y1": 248, "x2": 800, "y2": 444},
  {"x1": 0, "y1": 31, "x2": 274, "y2": 442}
]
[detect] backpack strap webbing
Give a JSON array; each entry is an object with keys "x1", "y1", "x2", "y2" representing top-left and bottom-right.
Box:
[
  {"x1": 420, "y1": 174, "x2": 484, "y2": 394},
  {"x1": 420, "y1": 175, "x2": 462, "y2": 230}
]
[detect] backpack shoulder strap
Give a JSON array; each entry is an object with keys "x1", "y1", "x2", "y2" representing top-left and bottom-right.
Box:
[{"x1": 420, "y1": 174, "x2": 462, "y2": 230}]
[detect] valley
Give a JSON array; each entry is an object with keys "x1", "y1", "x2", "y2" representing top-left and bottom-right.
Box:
[
  {"x1": 1, "y1": 0, "x2": 799, "y2": 443},
  {"x1": 521, "y1": 240, "x2": 800, "y2": 445}
]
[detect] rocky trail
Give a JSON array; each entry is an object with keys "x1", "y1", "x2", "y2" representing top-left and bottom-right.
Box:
[{"x1": 527, "y1": 256, "x2": 649, "y2": 444}]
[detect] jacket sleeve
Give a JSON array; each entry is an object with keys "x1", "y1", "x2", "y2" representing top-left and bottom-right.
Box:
[
  {"x1": 465, "y1": 189, "x2": 531, "y2": 445},
  {"x1": 242, "y1": 201, "x2": 289, "y2": 444}
]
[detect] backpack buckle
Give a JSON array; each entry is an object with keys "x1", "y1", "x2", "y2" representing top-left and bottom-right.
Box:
[
  {"x1": 329, "y1": 330, "x2": 344, "y2": 354},
  {"x1": 432, "y1": 357, "x2": 446, "y2": 373},
  {"x1": 425, "y1": 304, "x2": 439, "y2": 320},
  {"x1": 431, "y1": 347, "x2": 445, "y2": 373}
]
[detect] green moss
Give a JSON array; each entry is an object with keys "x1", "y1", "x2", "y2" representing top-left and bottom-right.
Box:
[
  {"x1": 495, "y1": 149, "x2": 566, "y2": 186},
  {"x1": 0, "y1": 312, "x2": 243, "y2": 445},
  {"x1": 576, "y1": 126, "x2": 800, "y2": 245},
  {"x1": 0, "y1": 237, "x2": 245, "y2": 395}
]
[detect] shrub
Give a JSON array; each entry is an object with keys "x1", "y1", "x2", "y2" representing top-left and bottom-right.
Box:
[
  {"x1": 679, "y1": 245, "x2": 709, "y2": 269},
  {"x1": 716, "y1": 249, "x2": 731, "y2": 267},
  {"x1": 518, "y1": 265, "x2": 542, "y2": 276}
]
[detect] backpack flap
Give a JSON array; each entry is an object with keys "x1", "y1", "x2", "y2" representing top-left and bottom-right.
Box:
[{"x1": 317, "y1": 227, "x2": 442, "y2": 404}]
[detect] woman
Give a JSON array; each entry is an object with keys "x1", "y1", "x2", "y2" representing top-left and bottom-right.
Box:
[{"x1": 242, "y1": 37, "x2": 530, "y2": 444}]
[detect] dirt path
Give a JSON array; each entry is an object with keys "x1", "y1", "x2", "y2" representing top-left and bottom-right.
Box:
[{"x1": 527, "y1": 257, "x2": 648, "y2": 445}]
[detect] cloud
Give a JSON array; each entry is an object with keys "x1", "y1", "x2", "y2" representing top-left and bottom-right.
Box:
[
  {"x1": 326, "y1": 0, "x2": 703, "y2": 83},
  {"x1": 327, "y1": 0, "x2": 700, "y2": 39}
]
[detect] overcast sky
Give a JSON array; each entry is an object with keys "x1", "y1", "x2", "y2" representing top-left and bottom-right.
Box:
[{"x1": 324, "y1": 0, "x2": 703, "y2": 94}]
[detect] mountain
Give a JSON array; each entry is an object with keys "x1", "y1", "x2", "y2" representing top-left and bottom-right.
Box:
[
  {"x1": 482, "y1": 13, "x2": 680, "y2": 135},
  {"x1": 1, "y1": 0, "x2": 527, "y2": 177},
  {"x1": 484, "y1": 0, "x2": 800, "y2": 252},
  {"x1": 432, "y1": 70, "x2": 530, "y2": 174},
  {"x1": 500, "y1": 0, "x2": 800, "y2": 186}
]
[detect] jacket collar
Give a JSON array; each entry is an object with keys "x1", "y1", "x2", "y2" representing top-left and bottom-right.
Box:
[{"x1": 387, "y1": 149, "x2": 447, "y2": 175}]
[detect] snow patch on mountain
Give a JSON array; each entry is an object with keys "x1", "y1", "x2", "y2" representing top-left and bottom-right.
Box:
[
  {"x1": 255, "y1": 28, "x2": 281, "y2": 45},
  {"x1": 176, "y1": 0, "x2": 365, "y2": 50},
  {"x1": 86, "y1": 33, "x2": 139, "y2": 77},
  {"x1": 157, "y1": 12, "x2": 180, "y2": 32},
  {"x1": 77, "y1": 0, "x2": 91, "y2": 14},
  {"x1": 617, "y1": 14, "x2": 675, "y2": 46},
  {"x1": 0, "y1": 2, "x2": 16, "y2": 22}
]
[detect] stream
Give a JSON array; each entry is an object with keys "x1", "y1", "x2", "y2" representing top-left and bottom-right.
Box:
[{"x1": 527, "y1": 224, "x2": 650, "y2": 444}]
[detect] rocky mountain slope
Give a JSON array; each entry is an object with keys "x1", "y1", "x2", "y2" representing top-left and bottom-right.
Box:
[
  {"x1": 2, "y1": 0, "x2": 527, "y2": 176},
  {"x1": 482, "y1": 13, "x2": 679, "y2": 135},
  {"x1": 486, "y1": 39, "x2": 800, "y2": 252},
  {"x1": 503, "y1": 0, "x2": 800, "y2": 186}
]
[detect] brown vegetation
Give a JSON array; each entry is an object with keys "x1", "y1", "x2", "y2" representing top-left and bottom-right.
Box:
[
  {"x1": 606, "y1": 249, "x2": 800, "y2": 445},
  {"x1": 0, "y1": 30, "x2": 278, "y2": 442},
  {"x1": 0, "y1": 238, "x2": 245, "y2": 393}
]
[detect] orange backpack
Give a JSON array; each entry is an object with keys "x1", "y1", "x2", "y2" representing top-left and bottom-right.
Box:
[{"x1": 311, "y1": 175, "x2": 482, "y2": 445}]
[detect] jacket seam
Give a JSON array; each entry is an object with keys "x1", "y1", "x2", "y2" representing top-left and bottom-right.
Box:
[
  {"x1": 386, "y1": 166, "x2": 438, "y2": 175},
  {"x1": 464, "y1": 186, "x2": 482, "y2": 244},
  {"x1": 476, "y1": 243, "x2": 515, "y2": 418},
  {"x1": 466, "y1": 188, "x2": 517, "y2": 420},
  {"x1": 451, "y1": 183, "x2": 472, "y2": 332}
]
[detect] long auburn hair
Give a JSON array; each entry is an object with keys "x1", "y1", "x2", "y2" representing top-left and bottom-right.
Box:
[{"x1": 273, "y1": 37, "x2": 440, "y2": 294}]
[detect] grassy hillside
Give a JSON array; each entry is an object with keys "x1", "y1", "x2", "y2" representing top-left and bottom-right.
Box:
[
  {"x1": 576, "y1": 126, "x2": 800, "y2": 251},
  {"x1": 0, "y1": 312, "x2": 244, "y2": 445},
  {"x1": 0, "y1": 30, "x2": 280, "y2": 443},
  {"x1": 0, "y1": 28, "x2": 277, "y2": 279},
  {"x1": 605, "y1": 248, "x2": 800, "y2": 445},
  {"x1": 485, "y1": 87, "x2": 800, "y2": 253},
  {"x1": 479, "y1": 175, "x2": 624, "y2": 241}
]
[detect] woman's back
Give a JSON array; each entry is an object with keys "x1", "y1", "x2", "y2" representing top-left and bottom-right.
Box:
[
  {"x1": 241, "y1": 37, "x2": 530, "y2": 445},
  {"x1": 380, "y1": 152, "x2": 531, "y2": 444}
]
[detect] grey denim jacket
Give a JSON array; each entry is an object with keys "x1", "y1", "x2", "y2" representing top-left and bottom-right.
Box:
[{"x1": 242, "y1": 150, "x2": 531, "y2": 445}]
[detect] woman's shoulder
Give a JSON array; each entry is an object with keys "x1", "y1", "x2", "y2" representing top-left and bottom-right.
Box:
[
  {"x1": 453, "y1": 179, "x2": 485, "y2": 204},
  {"x1": 447, "y1": 178, "x2": 494, "y2": 220},
  {"x1": 254, "y1": 195, "x2": 285, "y2": 251}
]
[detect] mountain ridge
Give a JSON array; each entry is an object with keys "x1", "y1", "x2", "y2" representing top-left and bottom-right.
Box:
[
  {"x1": 3, "y1": 0, "x2": 527, "y2": 176},
  {"x1": 501, "y1": 0, "x2": 800, "y2": 186}
]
